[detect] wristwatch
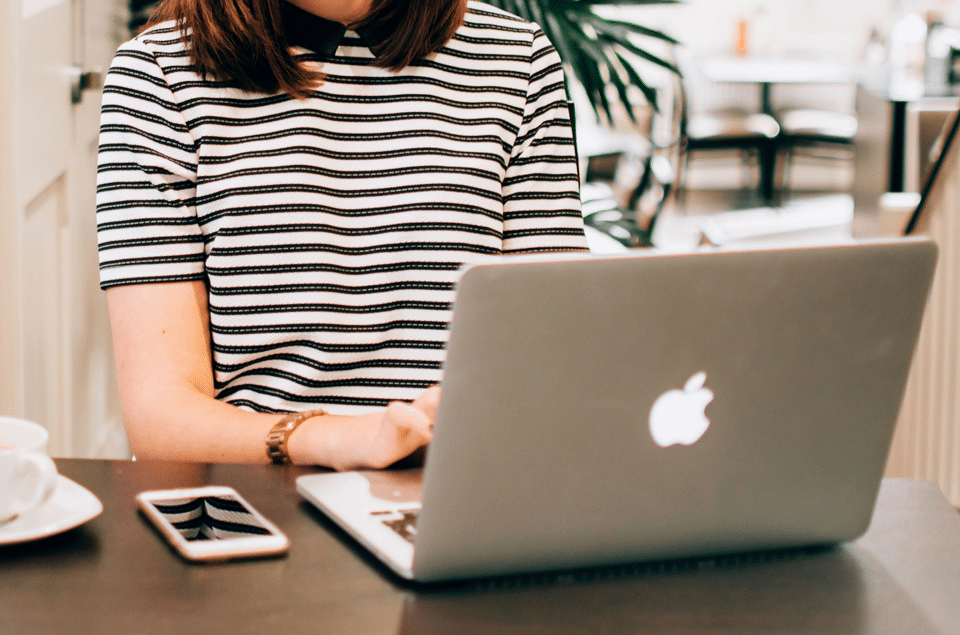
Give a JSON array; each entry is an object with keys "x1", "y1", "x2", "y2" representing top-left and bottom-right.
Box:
[{"x1": 266, "y1": 408, "x2": 327, "y2": 465}]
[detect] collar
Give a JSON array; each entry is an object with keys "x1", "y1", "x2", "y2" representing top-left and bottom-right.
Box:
[{"x1": 281, "y1": 2, "x2": 385, "y2": 58}]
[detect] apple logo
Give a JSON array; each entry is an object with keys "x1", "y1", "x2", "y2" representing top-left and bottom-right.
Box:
[{"x1": 648, "y1": 372, "x2": 714, "y2": 447}]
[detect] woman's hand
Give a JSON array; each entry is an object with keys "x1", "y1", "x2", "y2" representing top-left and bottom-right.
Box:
[{"x1": 290, "y1": 386, "x2": 441, "y2": 471}]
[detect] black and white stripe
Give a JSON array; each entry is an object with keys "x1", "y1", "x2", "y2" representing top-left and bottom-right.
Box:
[
  {"x1": 154, "y1": 496, "x2": 271, "y2": 540},
  {"x1": 97, "y1": 1, "x2": 588, "y2": 414}
]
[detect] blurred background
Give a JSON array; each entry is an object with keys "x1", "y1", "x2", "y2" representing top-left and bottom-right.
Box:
[{"x1": 1, "y1": 0, "x2": 959, "y2": 503}]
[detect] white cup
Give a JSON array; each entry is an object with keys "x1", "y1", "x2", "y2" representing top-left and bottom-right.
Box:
[{"x1": 0, "y1": 417, "x2": 59, "y2": 524}]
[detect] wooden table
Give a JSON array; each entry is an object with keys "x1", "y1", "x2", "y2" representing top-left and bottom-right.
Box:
[{"x1": 2, "y1": 459, "x2": 960, "y2": 634}]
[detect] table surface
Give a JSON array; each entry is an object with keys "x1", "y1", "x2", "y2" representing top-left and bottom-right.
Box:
[
  {"x1": 2, "y1": 460, "x2": 960, "y2": 635},
  {"x1": 700, "y1": 56, "x2": 853, "y2": 86}
]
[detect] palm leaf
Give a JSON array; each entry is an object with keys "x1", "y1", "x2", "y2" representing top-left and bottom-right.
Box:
[{"x1": 483, "y1": 0, "x2": 680, "y2": 123}]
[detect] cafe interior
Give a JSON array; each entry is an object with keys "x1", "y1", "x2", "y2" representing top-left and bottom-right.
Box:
[{"x1": 2, "y1": 0, "x2": 960, "y2": 632}]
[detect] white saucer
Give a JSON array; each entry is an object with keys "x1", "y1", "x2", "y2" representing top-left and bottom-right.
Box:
[{"x1": 0, "y1": 474, "x2": 103, "y2": 545}]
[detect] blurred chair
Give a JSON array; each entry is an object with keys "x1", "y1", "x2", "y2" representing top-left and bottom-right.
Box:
[
  {"x1": 578, "y1": 72, "x2": 681, "y2": 250},
  {"x1": 681, "y1": 111, "x2": 781, "y2": 200},
  {"x1": 581, "y1": 182, "x2": 642, "y2": 250},
  {"x1": 673, "y1": 48, "x2": 781, "y2": 202},
  {"x1": 580, "y1": 150, "x2": 675, "y2": 249},
  {"x1": 775, "y1": 107, "x2": 858, "y2": 192}
]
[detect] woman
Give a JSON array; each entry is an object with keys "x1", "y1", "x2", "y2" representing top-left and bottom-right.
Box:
[{"x1": 97, "y1": 0, "x2": 588, "y2": 468}]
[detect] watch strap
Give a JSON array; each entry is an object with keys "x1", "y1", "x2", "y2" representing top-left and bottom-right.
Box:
[{"x1": 266, "y1": 408, "x2": 328, "y2": 465}]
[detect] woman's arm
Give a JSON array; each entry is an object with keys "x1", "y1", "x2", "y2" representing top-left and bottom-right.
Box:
[
  {"x1": 108, "y1": 280, "x2": 436, "y2": 468},
  {"x1": 501, "y1": 27, "x2": 589, "y2": 255}
]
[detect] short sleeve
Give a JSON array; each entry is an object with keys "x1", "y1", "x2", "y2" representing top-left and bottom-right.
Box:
[
  {"x1": 501, "y1": 28, "x2": 588, "y2": 255},
  {"x1": 96, "y1": 34, "x2": 205, "y2": 289}
]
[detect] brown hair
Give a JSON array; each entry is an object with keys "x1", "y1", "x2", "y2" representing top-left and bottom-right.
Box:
[{"x1": 146, "y1": 0, "x2": 468, "y2": 98}]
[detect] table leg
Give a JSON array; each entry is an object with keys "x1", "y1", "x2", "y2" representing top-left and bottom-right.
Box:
[
  {"x1": 759, "y1": 82, "x2": 777, "y2": 201},
  {"x1": 760, "y1": 82, "x2": 774, "y2": 116},
  {"x1": 759, "y1": 138, "x2": 777, "y2": 202}
]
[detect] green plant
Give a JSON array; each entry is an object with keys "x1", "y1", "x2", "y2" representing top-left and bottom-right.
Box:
[{"x1": 484, "y1": 0, "x2": 680, "y2": 125}]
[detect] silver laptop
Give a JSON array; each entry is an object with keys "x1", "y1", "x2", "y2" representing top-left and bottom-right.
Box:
[{"x1": 297, "y1": 238, "x2": 937, "y2": 583}]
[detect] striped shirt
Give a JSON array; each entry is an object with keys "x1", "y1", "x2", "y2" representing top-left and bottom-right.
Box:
[{"x1": 96, "y1": 0, "x2": 588, "y2": 415}]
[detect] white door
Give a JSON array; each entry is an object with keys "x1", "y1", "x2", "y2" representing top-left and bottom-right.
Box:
[{"x1": 0, "y1": 0, "x2": 129, "y2": 457}]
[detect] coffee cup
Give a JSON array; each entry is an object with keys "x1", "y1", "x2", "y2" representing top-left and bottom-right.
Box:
[{"x1": 0, "y1": 417, "x2": 59, "y2": 524}]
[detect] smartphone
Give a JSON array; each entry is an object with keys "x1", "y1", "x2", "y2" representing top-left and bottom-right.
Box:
[{"x1": 136, "y1": 486, "x2": 290, "y2": 562}]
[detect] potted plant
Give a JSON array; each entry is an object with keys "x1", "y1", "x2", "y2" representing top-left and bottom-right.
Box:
[{"x1": 483, "y1": 0, "x2": 680, "y2": 124}]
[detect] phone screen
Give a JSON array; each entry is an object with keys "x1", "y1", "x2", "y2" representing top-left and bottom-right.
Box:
[{"x1": 147, "y1": 495, "x2": 273, "y2": 541}]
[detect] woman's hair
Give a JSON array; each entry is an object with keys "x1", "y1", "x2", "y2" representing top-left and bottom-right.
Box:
[{"x1": 145, "y1": 0, "x2": 468, "y2": 98}]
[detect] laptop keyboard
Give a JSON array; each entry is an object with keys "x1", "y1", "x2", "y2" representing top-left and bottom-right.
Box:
[{"x1": 371, "y1": 508, "x2": 420, "y2": 544}]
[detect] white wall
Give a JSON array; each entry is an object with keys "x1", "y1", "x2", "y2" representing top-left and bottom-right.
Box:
[
  {"x1": 1, "y1": 0, "x2": 18, "y2": 415},
  {"x1": 1, "y1": 0, "x2": 128, "y2": 458}
]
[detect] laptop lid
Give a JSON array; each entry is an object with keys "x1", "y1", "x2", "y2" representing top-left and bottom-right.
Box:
[{"x1": 300, "y1": 239, "x2": 937, "y2": 583}]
